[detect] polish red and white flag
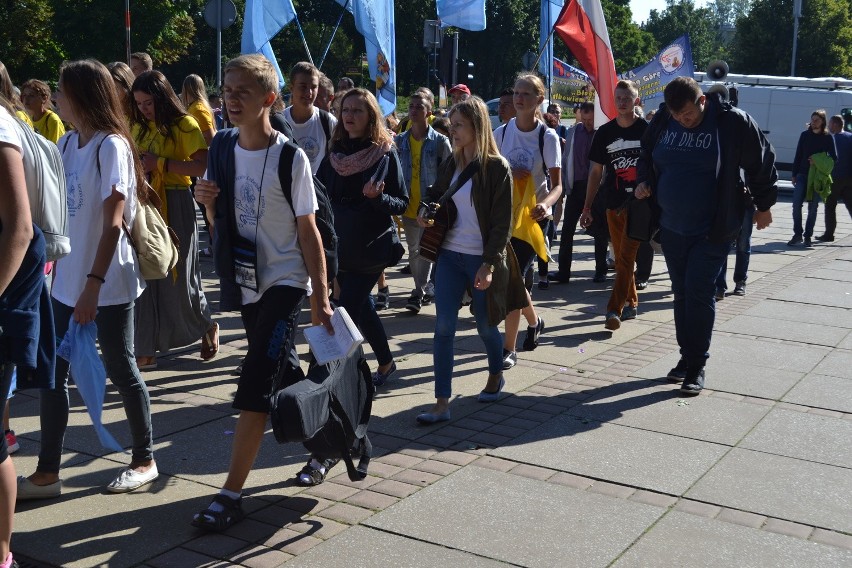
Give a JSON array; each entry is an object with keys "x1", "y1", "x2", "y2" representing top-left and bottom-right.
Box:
[{"x1": 553, "y1": 0, "x2": 617, "y2": 126}]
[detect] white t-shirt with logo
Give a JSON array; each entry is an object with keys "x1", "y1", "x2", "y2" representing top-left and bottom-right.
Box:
[
  {"x1": 52, "y1": 131, "x2": 145, "y2": 307},
  {"x1": 234, "y1": 132, "x2": 318, "y2": 305},
  {"x1": 495, "y1": 119, "x2": 561, "y2": 209},
  {"x1": 283, "y1": 107, "x2": 337, "y2": 174}
]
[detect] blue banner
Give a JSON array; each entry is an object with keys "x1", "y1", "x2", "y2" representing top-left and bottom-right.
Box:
[
  {"x1": 337, "y1": 0, "x2": 397, "y2": 116},
  {"x1": 241, "y1": 0, "x2": 297, "y2": 88},
  {"x1": 551, "y1": 57, "x2": 595, "y2": 105},
  {"x1": 437, "y1": 0, "x2": 487, "y2": 31},
  {"x1": 619, "y1": 34, "x2": 694, "y2": 103},
  {"x1": 539, "y1": 0, "x2": 564, "y2": 79}
]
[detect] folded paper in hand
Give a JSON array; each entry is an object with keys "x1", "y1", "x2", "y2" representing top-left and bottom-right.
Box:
[{"x1": 304, "y1": 307, "x2": 364, "y2": 365}]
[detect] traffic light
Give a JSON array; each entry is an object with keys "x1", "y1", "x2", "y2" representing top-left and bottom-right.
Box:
[{"x1": 458, "y1": 59, "x2": 474, "y2": 89}]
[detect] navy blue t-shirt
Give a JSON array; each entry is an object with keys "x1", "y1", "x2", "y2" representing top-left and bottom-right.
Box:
[{"x1": 653, "y1": 110, "x2": 719, "y2": 236}]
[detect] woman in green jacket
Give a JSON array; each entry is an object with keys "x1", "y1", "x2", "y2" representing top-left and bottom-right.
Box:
[{"x1": 416, "y1": 96, "x2": 526, "y2": 424}]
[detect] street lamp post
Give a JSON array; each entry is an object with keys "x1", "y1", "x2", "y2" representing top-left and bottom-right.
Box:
[{"x1": 791, "y1": 0, "x2": 802, "y2": 76}]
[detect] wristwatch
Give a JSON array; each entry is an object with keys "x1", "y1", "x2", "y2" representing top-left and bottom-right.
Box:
[{"x1": 482, "y1": 262, "x2": 495, "y2": 273}]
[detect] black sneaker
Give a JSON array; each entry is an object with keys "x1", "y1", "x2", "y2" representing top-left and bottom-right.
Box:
[
  {"x1": 787, "y1": 236, "x2": 803, "y2": 247},
  {"x1": 680, "y1": 368, "x2": 705, "y2": 395},
  {"x1": 593, "y1": 272, "x2": 607, "y2": 283},
  {"x1": 733, "y1": 281, "x2": 746, "y2": 296},
  {"x1": 523, "y1": 317, "x2": 545, "y2": 351},
  {"x1": 422, "y1": 293, "x2": 434, "y2": 305},
  {"x1": 804, "y1": 237, "x2": 813, "y2": 247},
  {"x1": 547, "y1": 271, "x2": 571, "y2": 283},
  {"x1": 375, "y1": 286, "x2": 390, "y2": 310},
  {"x1": 714, "y1": 287, "x2": 725, "y2": 301},
  {"x1": 667, "y1": 358, "x2": 688, "y2": 382},
  {"x1": 405, "y1": 294, "x2": 422, "y2": 313},
  {"x1": 537, "y1": 278, "x2": 550, "y2": 290},
  {"x1": 815, "y1": 234, "x2": 834, "y2": 242},
  {"x1": 636, "y1": 280, "x2": 649, "y2": 290},
  {"x1": 502, "y1": 349, "x2": 517, "y2": 370}
]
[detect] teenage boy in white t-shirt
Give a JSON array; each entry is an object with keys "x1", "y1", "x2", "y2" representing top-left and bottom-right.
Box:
[
  {"x1": 192, "y1": 54, "x2": 333, "y2": 532},
  {"x1": 284, "y1": 61, "x2": 337, "y2": 175}
]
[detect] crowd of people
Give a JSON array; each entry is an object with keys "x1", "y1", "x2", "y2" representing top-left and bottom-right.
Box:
[{"x1": 0, "y1": 47, "x2": 850, "y2": 549}]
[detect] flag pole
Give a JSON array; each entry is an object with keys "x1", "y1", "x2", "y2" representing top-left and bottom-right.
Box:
[
  {"x1": 125, "y1": 0, "x2": 131, "y2": 64},
  {"x1": 532, "y1": 29, "x2": 554, "y2": 71},
  {"x1": 294, "y1": 14, "x2": 314, "y2": 65},
  {"x1": 319, "y1": 0, "x2": 351, "y2": 70}
]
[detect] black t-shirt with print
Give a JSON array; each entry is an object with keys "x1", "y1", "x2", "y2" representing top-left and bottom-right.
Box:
[{"x1": 588, "y1": 118, "x2": 648, "y2": 210}]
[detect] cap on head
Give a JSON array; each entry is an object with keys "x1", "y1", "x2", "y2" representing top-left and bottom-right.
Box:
[{"x1": 448, "y1": 84, "x2": 471, "y2": 96}]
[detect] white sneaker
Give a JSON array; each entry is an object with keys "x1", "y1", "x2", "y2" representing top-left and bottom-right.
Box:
[{"x1": 107, "y1": 463, "x2": 159, "y2": 493}]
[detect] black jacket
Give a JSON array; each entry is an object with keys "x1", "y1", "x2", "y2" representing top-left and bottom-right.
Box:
[{"x1": 637, "y1": 94, "x2": 778, "y2": 243}]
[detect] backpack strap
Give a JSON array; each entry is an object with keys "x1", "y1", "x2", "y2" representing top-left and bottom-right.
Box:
[
  {"x1": 329, "y1": 357, "x2": 374, "y2": 481},
  {"x1": 317, "y1": 108, "x2": 332, "y2": 144},
  {"x1": 539, "y1": 123, "x2": 551, "y2": 186},
  {"x1": 277, "y1": 139, "x2": 300, "y2": 214}
]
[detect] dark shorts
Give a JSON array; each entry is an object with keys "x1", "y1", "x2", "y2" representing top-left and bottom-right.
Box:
[
  {"x1": 511, "y1": 237, "x2": 537, "y2": 293},
  {"x1": 235, "y1": 285, "x2": 306, "y2": 413}
]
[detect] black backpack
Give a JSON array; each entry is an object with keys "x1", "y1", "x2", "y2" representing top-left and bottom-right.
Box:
[
  {"x1": 269, "y1": 346, "x2": 374, "y2": 481},
  {"x1": 278, "y1": 140, "x2": 339, "y2": 279}
]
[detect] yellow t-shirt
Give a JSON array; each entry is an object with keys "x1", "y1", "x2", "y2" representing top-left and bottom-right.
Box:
[
  {"x1": 404, "y1": 136, "x2": 424, "y2": 218},
  {"x1": 131, "y1": 115, "x2": 207, "y2": 187},
  {"x1": 15, "y1": 110, "x2": 33, "y2": 129},
  {"x1": 32, "y1": 109, "x2": 65, "y2": 144},
  {"x1": 187, "y1": 100, "x2": 215, "y2": 134}
]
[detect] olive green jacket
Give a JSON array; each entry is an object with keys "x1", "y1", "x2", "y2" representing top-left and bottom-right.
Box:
[{"x1": 426, "y1": 155, "x2": 529, "y2": 325}]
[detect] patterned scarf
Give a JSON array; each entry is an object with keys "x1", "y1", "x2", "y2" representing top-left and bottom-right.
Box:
[{"x1": 329, "y1": 141, "x2": 391, "y2": 177}]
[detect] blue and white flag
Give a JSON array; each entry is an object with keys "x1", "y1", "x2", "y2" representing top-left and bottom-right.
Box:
[
  {"x1": 539, "y1": 0, "x2": 564, "y2": 78},
  {"x1": 241, "y1": 0, "x2": 297, "y2": 87},
  {"x1": 336, "y1": 0, "x2": 397, "y2": 116},
  {"x1": 619, "y1": 34, "x2": 694, "y2": 102},
  {"x1": 437, "y1": 0, "x2": 487, "y2": 31}
]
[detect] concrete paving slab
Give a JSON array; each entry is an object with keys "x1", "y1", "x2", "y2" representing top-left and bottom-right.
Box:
[
  {"x1": 740, "y1": 408, "x2": 852, "y2": 468},
  {"x1": 811, "y1": 267, "x2": 852, "y2": 282},
  {"x1": 285, "y1": 525, "x2": 506, "y2": 567},
  {"x1": 491, "y1": 415, "x2": 728, "y2": 495},
  {"x1": 741, "y1": 300, "x2": 852, "y2": 329},
  {"x1": 819, "y1": 259, "x2": 852, "y2": 272},
  {"x1": 613, "y1": 511, "x2": 852, "y2": 568},
  {"x1": 149, "y1": 413, "x2": 311, "y2": 500},
  {"x1": 782, "y1": 374, "x2": 852, "y2": 413},
  {"x1": 838, "y1": 332, "x2": 852, "y2": 350},
  {"x1": 687, "y1": 448, "x2": 852, "y2": 533},
  {"x1": 704, "y1": 335, "x2": 829, "y2": 374},
  {"x1": 811, "y1": 350, "x2": 852, "y2": 380},
  {"x1": 369, "y1": 351, "x2": 553, "y2": 440},
  {"x1": 365, "y1": 466, "x2": 664, "y2": 568},
  {"x1": 716, "y1": 314, "x2": 846, "y2": 347},
  {"x1": 632, "y1": 351, "x2": 805, "y2": 400},
  {"x1": 14, "y1": 456, "x2": 218, "y2": 568},
  {"x1": 569, "y1": 380, "x2": 770, "y2": 445},
  {"x1": 770, "y1": 279, "x2": 852, "y2": 309}
]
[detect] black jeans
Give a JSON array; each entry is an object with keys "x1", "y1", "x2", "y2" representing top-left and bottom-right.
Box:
[
  {"x1": 557, "y1": 181, "x2": 608, "y2": 277},
  {"x1": 635, "y1": 241, "x2": 655, "y2": 283},
  {"x1": 824, "y1": 176, "x2": 852, "y2": 238},
  {"x1": 337, "y1": 271, "x2": 393, "y2": 367}
]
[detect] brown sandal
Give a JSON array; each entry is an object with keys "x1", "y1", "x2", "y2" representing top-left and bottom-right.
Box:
[{"x1": 201, "y1": 322, "x2": 219, "y2": 361}]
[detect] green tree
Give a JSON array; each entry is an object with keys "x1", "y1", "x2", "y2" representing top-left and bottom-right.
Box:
[
  {"x1": 643, "y1": 0, "x2": 721, "y2": 70},
  {"x1": 602, "y1": 0, "x2": 659, "y2": 72},
  {"x1": 732, "y1": 0, "x2": 852, "y2": 77},
  {"x1": 0, "y1": 0, "x2": 66, "y2": 81}
]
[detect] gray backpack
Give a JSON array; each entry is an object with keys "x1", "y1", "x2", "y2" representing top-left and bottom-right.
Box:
[{"x1": 13, "y1": 117, "x2": 69, "y2": 261}]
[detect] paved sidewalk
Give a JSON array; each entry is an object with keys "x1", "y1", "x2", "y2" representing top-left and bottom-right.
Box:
[{"x1": 10, "y1": 199, "x2": 852, "y2": 567}]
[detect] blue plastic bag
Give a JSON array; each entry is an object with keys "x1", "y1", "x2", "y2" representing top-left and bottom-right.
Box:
[{"x1": 62, "y1": 318, "x2": 125, "y2": 454}]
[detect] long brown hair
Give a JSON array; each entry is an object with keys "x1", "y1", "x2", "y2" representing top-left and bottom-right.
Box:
[
  {"x1": 59, "y1": 59, "x2": 146, "y2": 198},
  {"x1": 130, "y1": 70, "x2": 189, "y2": 145},
  {"x1": 0, "y1": 60, "x2": 25, "y2": 115},
  {"x1": 329, "y1": 88, "x2": 394, "y2": 149},
  {"x1": 448, "y1": 96, "x2": 504, "y2": 185}
]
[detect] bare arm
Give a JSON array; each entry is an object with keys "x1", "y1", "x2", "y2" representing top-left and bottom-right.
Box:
[
  {"x1": 533, "y1": 166, "x2": 563, "y2": 221},
  {"x1": 0, "y1": 143, "x2": 34, "y2": 297},
  {"x1": 73, "y1": 189, "x2": 125, "y2": 324},
  {"x1": 141, "y1": 148, "x2": 208, "y2": 178},
  {"x1": 296, "y1": 214, "x2": 333, "y2": 332}
]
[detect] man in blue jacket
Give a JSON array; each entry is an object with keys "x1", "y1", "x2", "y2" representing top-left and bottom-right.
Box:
[
  {"x1": 816, "y1": 115, "x2": 852, "y2": 242},
  {"x1": 635, "y1": 77, "x2": 777, "y2": 395},
  {"x1": 395, "y1": 90, "x2": 451, "y2": 313}
]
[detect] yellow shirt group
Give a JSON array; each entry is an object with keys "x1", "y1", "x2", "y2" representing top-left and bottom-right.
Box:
[
  {"x1": 131, "y1": 115, "x2": 207, "y2": 187},
  {"x1": 32, "y1": 109, "x2": 65, "y2": 144},
  {"x1": 187, "y1": 100, "x2": 215, "y2": 135}
]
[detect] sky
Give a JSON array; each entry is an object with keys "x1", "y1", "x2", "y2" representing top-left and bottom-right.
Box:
[{"x1": 630, "y1": 0, "x2": 710, "y2": 24}]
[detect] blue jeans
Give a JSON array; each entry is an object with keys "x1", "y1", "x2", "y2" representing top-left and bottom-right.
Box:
[
  {"x1": 716, "y1": 207, "x2": 755, "y2": 289},
  {"x1": 337, "y1": 271, "x2": 393, "y2": 366},
  {"x1": 433, "y1": 251, "x2": 503, "y2": 399},
  {"x1": 39, "y1": 300, "x2": 153, "y2": 473},
  {"x1": 660, "y1": 229, "x2": 730, "y2": 369},
  {"x1": 792, "y1": 174, "x2": 821, "y2": 238}
]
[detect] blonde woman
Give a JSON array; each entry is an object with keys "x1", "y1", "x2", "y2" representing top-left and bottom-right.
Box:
[
  {"x1": 181, "y1": 74, "x2": 216, "y2": 145},
  {"x1": 415, "y1": 97, "x2": 525, "y2": 423}
]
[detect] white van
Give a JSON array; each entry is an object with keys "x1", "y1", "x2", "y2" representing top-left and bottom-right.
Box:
[{"x1": 694, "y1": 72, "x2": 852, "y2": 175}]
